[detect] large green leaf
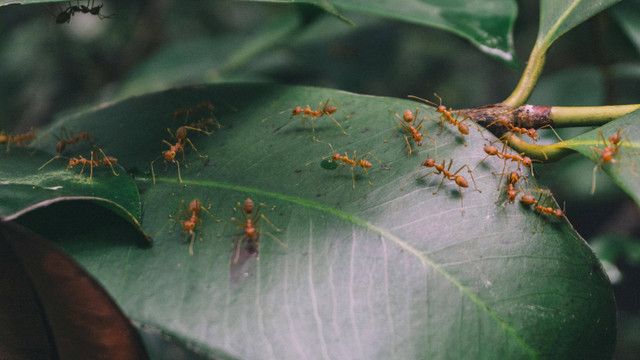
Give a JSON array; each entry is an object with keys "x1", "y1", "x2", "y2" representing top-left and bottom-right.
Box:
[
  {"x1": 564, "y1": 109, "x2": 640, "y2": 205},
  {"x1": 537, "y1": 0, "x2": 622, "y2": 50},
  {"x1": 611, "y1": 0, "x2": 640, "y2": 55},
  {"x1": 245, "y1": 0, "x2": 518, "y2": 64},
  {"x1": 21, "y1": 83, "x2": 615, "y2": 358}
]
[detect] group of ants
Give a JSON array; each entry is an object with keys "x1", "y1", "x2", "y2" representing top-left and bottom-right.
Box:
[{"x1": 0, "y1": 93, "x2": 631, "y2": 259}]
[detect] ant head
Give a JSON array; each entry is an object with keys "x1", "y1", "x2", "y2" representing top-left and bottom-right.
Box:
[
  {"x1": 601, "y1": 150, "x2": 614, "y2": 163},
  {"x1": 90, "y1": 4, "x2": 103, "y2": 15},
  {"x1": 67, "y1": 157, "x2": 80, "y2": 168},
  {"x1": 403, "y1": 109, "x2": 414, "y2": 123},
  {"x1": 458, "y1": 123, "x2": 469, "y2": 135},
  {"x1": 243, "y1": 198, "x2": 255, "y2": 214},
  {"x1": 182, "y1": 220, "x2": 196, "y2": 233},
  {"x1": 414, "y1": 133, "x2": 423, "y2": 146},
  {"x1": 554, "y1": 208, "x2": 564, "y2": 220},
  {"x1": 323, "y1": 106, "x2": 337, "y2": 115},
  {"x1": 527, "y1": 129, "x2": 537, "y2": 138},
  {"x1": 422, "y1": 158, "x2": 435, "y2": 168},
  {"x1": 522, "y1": 156, "x2": 532, "y2": 168},
  {"x1": 331, "y1": 153, "x2": 341, "y2": 161},
  {"x1": 484, "y1": 145, "x2": 499, "y2": 155},
  {"x1": 163, "y1": 150, "x2": 176, "y2": 161},
  {"x1": 507, "y1": 188, "x2": 519, "y2": 202},
  {"x1": 455, "y1": 175, "x2": 469, "y2": 188},
  {"x1": 292, "y1": 107, "x2": 303, "y2": 116}
]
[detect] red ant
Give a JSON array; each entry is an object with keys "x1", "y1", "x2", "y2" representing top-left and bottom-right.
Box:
[
  {"x1": 220, "y1": 198, "x2": 285, "y2": 264},
  {"x1": 0, "y1": 128, "x2": 35, "y2": 152},
  {"x1": 309, "y1": 141, "x2": 388, "y2": 190},
  {"x1": 495, "y1": 171, "x2": 525, "y2": 206},
  {"x1": 408, "y1": 94, "x2": 483, "y2": 145},
  {"x1": 39, "y1": 147, "x2": 119, "y2": 181},
  {"x1": 416, "y1": 151, "x2": 481, "y2": 213},
  {"x1": 518, "y1": 190, "x2": 565, "y2": 231},
  {"x1": 263, "y1": 98, "x2": 349, "y2": 141},
  {"x1": 171, "y1": 101, "x2": 215, "y2": 119},
  {"x1": 590, "y1": 128, "x2": 635, "y2": 194},
  {"x1": 487, "y1": 116, "x2": 539, "y2": 142},
  {"x1": 150, "y1": 126, "x2": 207, "y2": 184},
  {"x1": 385, "y1": 107, "x2": 435, "y2": 157},
  {"x1": 474, "y1": 141, "x2": 537, "y2": 187},
  {"x1": 171, "y1": 199, "x2": 215, "y2": 255},
  {"x1": 55, "y1": 128, "x2": 92, "y2": 154}
]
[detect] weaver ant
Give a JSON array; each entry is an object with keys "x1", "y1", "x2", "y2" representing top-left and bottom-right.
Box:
[
  {"x1": 474, "y1": 141, "x2": 537, "y2": 187},
  {"x1": 170, "y1": 199, "x2": 215, "y2": 255},
  {"x1": 408, "y1": 94, "x2": 483, "y2": 145},
  {"x1": 0, "y1": 128, "x2": 35, "y2": 152},
  {"x1": 416, "y1": 150, "x2": 481, "y2": 213},
  {"x1": 308, "y1": 141, "x2": 388, "y2": 190},
  {"x1": 39, "y1": 147, "x2": 118, "y2": 182},
  {"x1": 150, "y1": 127, "x2": 207, "y2": 184},
  {"x1": 590, "y1": 128, "x2": 635, "y2": 194},
  {"x1": 495, "y1": 171, "x2": 524, "y2": 206},
  {"x1": 220, "y1": 198, "x2": 285, "y2": 264},
  {"x1": 263, "y1": 97, "x2": 349, "y2": 141},
  {"x1": 55, "y1": 128, "x2": 92, "y2": 154},
  {"x1": 385, "y1": 107, "x2": 435, "y2": 157},
  {"x1": 171, "y1": 101, "x2": 215, "y2": 119},
  {"x1": 518, "y1": 189, "x2": 565, "y2": 231}
]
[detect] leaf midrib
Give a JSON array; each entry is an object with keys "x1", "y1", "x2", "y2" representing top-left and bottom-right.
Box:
[{"x1": 145, "y1": 175, "x2": 537, "y2": 357}]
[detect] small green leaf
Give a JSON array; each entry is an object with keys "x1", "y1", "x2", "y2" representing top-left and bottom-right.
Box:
[
  {"x1": 537, "y1": 0, "x2": 622, "y2": 50},
  {"x1": 564, "y1": 109, "x2": 640, "y2": 205},
  {"x1": 0, "y1": 148, "x2": 147, "y2": 241},
  {"x1": 29, "y1": 83, "x2": 615, "y2": 359}
]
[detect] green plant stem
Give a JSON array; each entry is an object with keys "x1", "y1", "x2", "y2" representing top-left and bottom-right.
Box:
[
  {"x1": 550, "y1": 105, "x2": 640, "y2": 127},
  {"x1": 502, "y1": 43, "x2": 546, "y2": 107},
  {"x1": 504, "y1": 132, "x2": 573, "y2": 162}
]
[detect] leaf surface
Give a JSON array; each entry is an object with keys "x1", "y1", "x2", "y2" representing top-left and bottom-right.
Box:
[
  {"x1": 537, "y1": 0, "x2": 622, "y2": 50},
  {"x1": 564, "y1": 109, "x2": 640, "y2": 205},
  {"x1": 24, "y1": 83, "x2": 616, "y2": 359}
]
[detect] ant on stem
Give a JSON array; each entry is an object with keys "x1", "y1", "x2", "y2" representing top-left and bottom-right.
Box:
[
  {"x1": 170, "y1": 199, "x2": 215, "y2": 255},
  {"x1": 39, "y1": 147, "x2": 118, "y2": 182},
  {"x1": 590, "y1": 128, "x2": 636, "y2": 194},
  {"x1": 262, "y1": 97, "x2": 349, "y2": 141},
  {"x1": 308, "y1": 141, "x2": 389, "y2": 190},
  {"x1": 219, "y1": 198, "x2": 285, "y2": 264},
  {"x1": 385, "y1": 107, "x2": 435, "y2": 157},
  {"x1": 415, "y1": 146, "x2": 481, "y2": 213}
]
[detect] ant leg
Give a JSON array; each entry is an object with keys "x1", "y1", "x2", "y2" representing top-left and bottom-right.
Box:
[
  {"x1": 175, "y1": 160, "x2": 183, "y2": 183},
  {"x1": 233, "y1": 236, "x2": 245, "y2": 264},
  {"x1": 183, "y1": 137, "x2": 206, "y2": 158},
  {"x1": 150, "y1": 158, "x2": 158, "y2": 184},
  {"x1": 325, "y1": 113, "x2": 349, "y2": 136},
  {"x1": 188, "y1": 232, "x2": 196, "y2": 256},
  {"x1": 96, "y1": 147, "x2": 119, "y2": 176},
  {"x1": 38, "y1": 156, "x2": 62, "y2": 171},
  {"x1": 433, "y1": 173, "x2": 447, "y2": 195}
]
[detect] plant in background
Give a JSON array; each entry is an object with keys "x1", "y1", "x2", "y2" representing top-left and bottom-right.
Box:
[{"x1": 1, "y1": 0, "x2": 638, "y2": 359}]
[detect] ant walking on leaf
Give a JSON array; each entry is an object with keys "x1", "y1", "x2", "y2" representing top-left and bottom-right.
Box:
[
  {"x1": 170, "y1": 199, "x2": 216, "y2": 255},
  {"x1": 385, "y1": 107, "x2": 435, "y2": 157},
  {"x1": 590, "y1": 128, "x2": 637, "y2": 194},
  {"x1": 150, "y1": 126, "x2": 208, "y2": 184},
  {"x1": 219, "y1": 198, "x2": 285, "y2": 264},
  {"x1": 308, "y1": 141, "x2": 389, "y2": 190},
  {"x1": 39, "y1": 146, "x2": 119, "y2": 182},
  {"x1": 262, "y1": 97, "x2": 350, "y2": 141},
  {"x1": 48, "y1": 0, "x2": 111, "y2": 24},
  {"x1": 415, "y1": 151, "x2": 481, "y2": 213}
]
